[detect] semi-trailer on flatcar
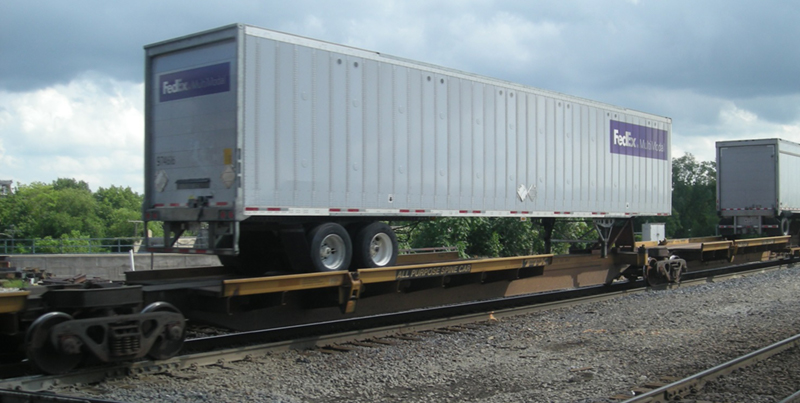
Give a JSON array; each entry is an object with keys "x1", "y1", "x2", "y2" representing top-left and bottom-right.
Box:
[
  {"x1": 717, "y1": 138, "x2": 800, "y2": 236},
  {"x1": 15, "y1": 24, "x2": 800, "y2": 382},
  {"x1": 142, "y1": 23, "x2": 672, "y2": 274}
]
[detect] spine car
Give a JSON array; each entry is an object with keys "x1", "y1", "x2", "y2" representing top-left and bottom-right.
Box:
[
  {"x1": 143, "y1": 23, "x2": 672, "y2": 274},
  {"x1": 717, "y1": 138, "x2": 800, "y2": 236}
]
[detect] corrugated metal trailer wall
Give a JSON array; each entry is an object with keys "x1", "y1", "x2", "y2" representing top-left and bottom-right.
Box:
[
  {"x1": 240, "y1": 25, "x2": 671, "y2": 217},
  {"x1": 718, "y1": 138, "x2": 800, "y2": 215}
]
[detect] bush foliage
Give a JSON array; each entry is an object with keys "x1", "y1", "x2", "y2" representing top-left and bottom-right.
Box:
[
  {"x1": 1, "y1": 153, "x2": 716, "y2": 257},
  {"x1": 0, "y1": 178, "x2": 157, "y2": 241}
]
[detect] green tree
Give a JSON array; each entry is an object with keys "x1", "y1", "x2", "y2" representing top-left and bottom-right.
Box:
[
  {"x1": 36, "y1": 230, "x2": 107, "y2": 253},
  {"x1": 25, "y1": 182, "x2": 105, "y2": 238},
  {"x1": 666, "y1": 153, "x2": 717, "y2": 238},
  {"x1": 0, "y1": 179, "x2": 149, "y2": 242},
  {"x1": 52, "y1": 178, "x2": 91, "y2": 192},
  {"x1": 95, "y1": 186, "x2": 144, "y2": 238}
]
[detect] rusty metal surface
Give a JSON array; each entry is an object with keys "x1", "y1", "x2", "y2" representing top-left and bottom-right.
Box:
[
  {"x1": 506, "y1": 254, "x2": 623, "y2": 297},
  {"x1": 223, "y1": 272, "x2": 347, "y2": 297},
  {"x1": 220, "y1": 254, "x2": 553, "y2": 298}
]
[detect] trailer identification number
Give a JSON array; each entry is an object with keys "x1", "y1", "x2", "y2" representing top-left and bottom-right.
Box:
[{"x1": 396, "y1": 264, "x2": 472, "y2": 280}]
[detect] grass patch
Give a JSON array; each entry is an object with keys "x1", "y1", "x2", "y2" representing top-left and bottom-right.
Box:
[{"x1": 1, "y1": 279, "x2": 28, "y2": 289}]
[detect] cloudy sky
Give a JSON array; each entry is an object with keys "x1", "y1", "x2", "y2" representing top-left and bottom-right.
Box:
[{"x1": 1, "y1": 0, "x2": 798, "y2": 193}]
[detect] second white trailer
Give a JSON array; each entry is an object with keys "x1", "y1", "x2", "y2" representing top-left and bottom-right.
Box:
[{"x1": 717, "y1": 138, "x2": 800, "y2": 236}]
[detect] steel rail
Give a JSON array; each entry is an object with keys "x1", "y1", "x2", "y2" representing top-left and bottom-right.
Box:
[
  {"x1": 622, "y1": 333, "x2": 800, "y2": 402},
  {"x1": 779, "y1": 389, "x2": 800, "y2": 403},
  {"x1": 0, "y1": 388, "x2": 126, "y2": 403}
]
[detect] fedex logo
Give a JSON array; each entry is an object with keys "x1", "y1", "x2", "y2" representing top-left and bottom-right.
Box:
[
  {"x1": 159, "y1": 62, "x2": 230, "y2": 102},
  {"x1": 609, "y1": 120, "x2": 668, "y2": 161},
  {"x1": 613, "y1": 129, "x2": 637, "y2": 148},
  {"x1": 163, "y1": 79, "x2": 191, "y2": 95}
]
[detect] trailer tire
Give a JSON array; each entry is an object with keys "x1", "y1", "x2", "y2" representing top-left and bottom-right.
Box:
[
  {"x1": 352, "y1": 222, "x2": 398, "y2": 269},
  {"x1": 308, "y1": 223, "x2": 352, "y2": 272}
]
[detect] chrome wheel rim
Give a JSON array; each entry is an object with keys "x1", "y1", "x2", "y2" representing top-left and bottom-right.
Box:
[
  {"x1": 319, "y1": 234, "x2": 346, "y2": 270},
  {"x1": 369, "y1": 233, "x2": 393, "y2": 266}
]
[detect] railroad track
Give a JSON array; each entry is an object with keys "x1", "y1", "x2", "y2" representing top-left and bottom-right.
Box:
[
  {"x1": 0, "y1": 257, "x2": 795, "y2": 394},
  {"x1": 616, "y1": 332, "x2": 800, "y2": 402}
]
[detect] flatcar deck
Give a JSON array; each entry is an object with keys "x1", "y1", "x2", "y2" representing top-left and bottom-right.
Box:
[{"x1": 0, "y1": 291, "x2": 29, "y2": 314}]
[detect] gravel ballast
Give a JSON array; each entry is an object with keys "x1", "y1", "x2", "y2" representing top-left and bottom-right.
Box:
[{"x1": 55, "y1": 264, "x2": 800, "y2": 402}]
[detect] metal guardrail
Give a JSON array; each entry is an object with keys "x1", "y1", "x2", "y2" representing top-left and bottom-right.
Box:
[{"x1": 0, "y1": 237, "x2": 143, "y2": 254}]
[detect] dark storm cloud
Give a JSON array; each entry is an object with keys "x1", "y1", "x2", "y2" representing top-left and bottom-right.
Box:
[
  {"x1": 0, "y1": 1, "x2": 349, "y2": 91},
  {"x1": 2, "y1": 0, "x2": 799, "y2": 126},
  {"x1": 470, "y1": 2, "x2": 800, "y2": 100}
]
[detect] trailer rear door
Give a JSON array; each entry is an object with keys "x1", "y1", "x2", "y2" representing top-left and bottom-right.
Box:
[
  {"x1": 145, "y1": 37, "x2": 239, "y2": 213},
  {"x1": 718, "y1": 143, "x2": 776, "y2": 212}
]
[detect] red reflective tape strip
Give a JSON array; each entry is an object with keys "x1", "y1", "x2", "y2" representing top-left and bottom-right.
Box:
[
  {"x1": 330, "y1": 208, "x2": 342, "y2": 212},
  {"x1": 267, "y1": 207, "x2": 281, "y2": 212},
  {"x1": 154, "y1": 203, "x2": 165, "y2": 207},
  {"x1": 215, "y1": 202, "x2": 229, "y2": 206},
  {"x1": 348, "y1": 209, "x2": 359, "y2": 212},
  {"x1": 472, "y1": 210, "x2": 481, "y2": 214},
  {"x1": 400, "y1": 209, "x2": 410, "y2": 213},
  {"x1": 169, "y1": 203, "x2": 181, "y2": 207},
  {"x1": 459, "y1": 210, "x2": 469, "y2": 214},
  {"x1": 415, "y1": 209, "x2": 426, "y2": 213},
  {"x1": 245, "y1": 207, "x2": 259, "y2": 211}
]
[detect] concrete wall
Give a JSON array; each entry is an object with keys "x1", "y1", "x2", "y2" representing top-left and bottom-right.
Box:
[{"x1": 4, "y1": 253, "x2": 222, "y2": 281}]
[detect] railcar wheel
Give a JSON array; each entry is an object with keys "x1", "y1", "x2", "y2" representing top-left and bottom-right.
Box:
[
  {"x1": 308, "y1": 223, "x2": 352, "y2": 272},
  {"x1": 142, "y1": 302, "x2": 185, "y2": 360},
  {"x1": 352, "y1": 222, "x2": 398, "y2": 268},
  {"x1": 26, "y1": 312, "x2": 82, "y2": 374},
  {"x1": 645, "y1": 264, "x2": 667, "y2": 287}
]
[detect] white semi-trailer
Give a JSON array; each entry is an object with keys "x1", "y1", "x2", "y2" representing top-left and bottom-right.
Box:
[
  {"x1": 143, "y1": 23, "x2": 672, "y2": 274},
  {"x1": 717, "y1": 138, "x2": 800, "y2": 236}
]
